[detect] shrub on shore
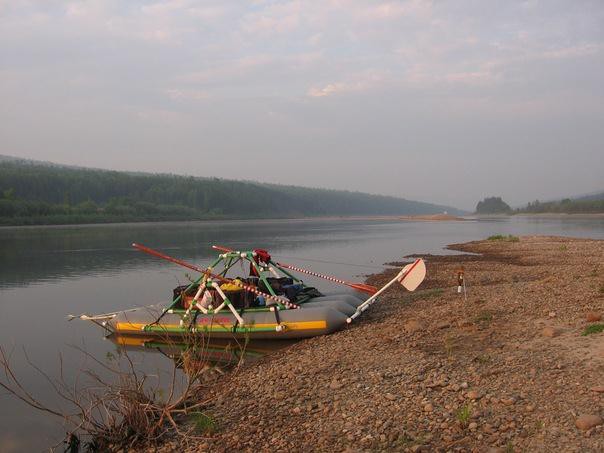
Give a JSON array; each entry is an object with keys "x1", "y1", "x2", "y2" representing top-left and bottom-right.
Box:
[
  {"x1": 487, "y1": 234, "x2": 519, "y2": 242},
  {"x1": 582, "y1": 324, "x2": 604, "y2": 336}
]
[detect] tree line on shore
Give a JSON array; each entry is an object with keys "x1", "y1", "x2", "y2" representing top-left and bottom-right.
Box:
[
  {"x1": 518, "y1": 198, "x2": 604, "y2": 214},
  {"x1": 0, "y1": 160, "x2": 457, "y2": 225},
  {"x1": 475, "y1": 196, "x2": 604, "y2": 215}
]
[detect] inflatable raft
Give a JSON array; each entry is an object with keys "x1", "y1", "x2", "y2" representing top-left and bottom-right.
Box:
[{"x1": 76, "y1": 244, "x2": 426, "y2": 340}]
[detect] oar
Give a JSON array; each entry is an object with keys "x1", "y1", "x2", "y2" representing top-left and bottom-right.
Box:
[
  {"x1": 211, "y1": 245, "x2": 378, "y2": 294},
  {"x1": 347, "y1": 258, "x2": 426, "y2": 323},
  {"x1": 132, "y1": 243, "x2": 299, "y2": 309}
]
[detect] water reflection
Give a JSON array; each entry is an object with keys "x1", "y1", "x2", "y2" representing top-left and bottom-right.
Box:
[{"x1": 110, "y1": 334, "x2": 296, "y2": 374}]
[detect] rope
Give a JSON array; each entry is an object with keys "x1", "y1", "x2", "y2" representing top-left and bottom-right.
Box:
[
  {"x1": 273, "y1": 255, "x2": 386, "y2": 269},
  {"x1": 278, "y1": 262, "x2": 353, "y2": 287}
]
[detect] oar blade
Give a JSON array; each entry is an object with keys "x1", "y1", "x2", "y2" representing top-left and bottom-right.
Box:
[{"x1": 399, "y1": 259, "x2": 426, "y2": 292}]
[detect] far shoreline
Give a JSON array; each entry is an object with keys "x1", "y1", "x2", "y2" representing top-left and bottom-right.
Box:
[
  {"x1": 3, "y1": 212, "x2": 604, "y2": 229},
  {"x1": 0, "y1": 214, "x2": 462, "y2": 229}
]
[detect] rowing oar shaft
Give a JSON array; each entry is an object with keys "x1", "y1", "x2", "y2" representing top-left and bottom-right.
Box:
[
  {"x1": 212, "y1": 245, "x2": 232, "y2": 253},
  {"x1": 132, "y1": 243, "x2": 299, "y2": 308},
  {"x1": 135, "y1": 243, "x2": 204, "y2": 273},
  {"x1": 212, "y1": 245, "x2": 377, "y2": 294}
]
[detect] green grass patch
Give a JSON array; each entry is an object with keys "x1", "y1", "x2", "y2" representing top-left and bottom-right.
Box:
[
  {"x1": 582, "y1": 324, "x2": 604, "y2": 336},
  {"x1": 487, "y1": 234, "x2": 519, "y2": 242},
  {"x1": 444, "y1": 334, "x2": 456, "y2": 360},
  {"x1": 473, "y1": 354, "x2": 491, "y2": 364},
  {"x1": 456, "y1": 404, "x2": 472, "y2": 428},
  {"x1": 190, "y1": 412, "x2": 217, "y2": 434},
  {"x1": 474, "y1": 310, "x2": 494, "y2": 324},
  {"x1": 589, "y1": 268, "x2": 598, "y2": 277}
]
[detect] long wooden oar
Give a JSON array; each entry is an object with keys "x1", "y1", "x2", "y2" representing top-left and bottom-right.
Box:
[
  {"x1": 132, "y1": 243, "x2": 299, "y2": 309},
  {"x1": 211, "y1": 245, "x2": 378, "y2": 294}
]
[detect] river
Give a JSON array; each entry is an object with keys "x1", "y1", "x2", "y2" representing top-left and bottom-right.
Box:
[{"x1": 1, "y1": 216, "x2": 603, "y2": 451}]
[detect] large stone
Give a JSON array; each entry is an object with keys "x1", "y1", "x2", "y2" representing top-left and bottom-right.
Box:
[
  {"x1": 542, "y1": 326, "x2": 561, "y2": 338},
  {"x1": 404, "y1": 319, "x2": 424, "y2": 333},
  {"x1": 467, "y1": 390, "x2": 482, "y2": 400},
  {"x1": 586, "y1": 312, "x2": 602, "y2": 322},
  {"x1": 575, "y1": 414, "x2": 603, "y2": 431},
  {"x1": 590, "y1": 386, "x2": 604, "y2": 393}
]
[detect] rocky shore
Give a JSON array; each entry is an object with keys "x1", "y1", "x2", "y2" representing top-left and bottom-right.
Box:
[{"x1": 160, "y1": 236, "x2": 604, "y2": 452}]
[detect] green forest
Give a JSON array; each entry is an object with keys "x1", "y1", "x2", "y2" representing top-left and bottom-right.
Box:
[
  {"x1": 517, "y1": 198, "x2": 604, "y2": 214},
  {"x1": 474, "y1": 194, "x2": 604, "y2": 215},
  {"x1": 475, "y1": 196, "x2": 512, "y2": 214},
  {"x1": 0, "y1": 159, "x2": 460, "y2": 225}
]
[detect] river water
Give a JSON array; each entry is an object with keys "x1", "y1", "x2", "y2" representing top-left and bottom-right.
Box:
[{"x1": 1, "y1": 216, "x2": 603, "y2": 451}]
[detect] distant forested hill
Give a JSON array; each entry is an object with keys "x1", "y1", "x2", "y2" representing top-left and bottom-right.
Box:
[
  {"x1": 517, "y1": 191, "x2": 604, "y2": 214},
  {"x1": 574, "y1": 191, "x2": 604, "y2": 202},
  {"x1": 0, "y1": 157, "x2": 463, "y2": 225}
]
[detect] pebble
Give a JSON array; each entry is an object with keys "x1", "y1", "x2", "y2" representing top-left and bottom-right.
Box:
[
  {"x1": 329, "y1": 380, "x2": 344, "y2": 390},
  {"x1": 467, "y1": 390, "x2": 482, "y2": 400},
  {"x1": 423, "y1": 403, "x2": 434, "y2": 412},
  {"x1": 575, "y1": 414, "x2": 603, "y2": 431},
  {"x1": 542, "y1": 326, "x2": 561, "y2": 338},
  {"x1": 501, "y1": 397, "x2": 516, "y2": 406}
]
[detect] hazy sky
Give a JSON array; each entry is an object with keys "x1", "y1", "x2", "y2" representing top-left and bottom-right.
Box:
[{"x1": 1, "y1": 1, "x2": 603, "y2": 210}]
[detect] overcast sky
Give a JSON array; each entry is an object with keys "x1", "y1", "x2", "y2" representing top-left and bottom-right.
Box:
[{"x1": 1, "y1": 1, "x2": 603, "y2": 210}]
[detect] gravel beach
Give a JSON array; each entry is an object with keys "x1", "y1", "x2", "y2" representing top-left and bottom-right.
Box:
[{"x1": 157, "y1": 235, "x2": 604, "y2": 452}]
